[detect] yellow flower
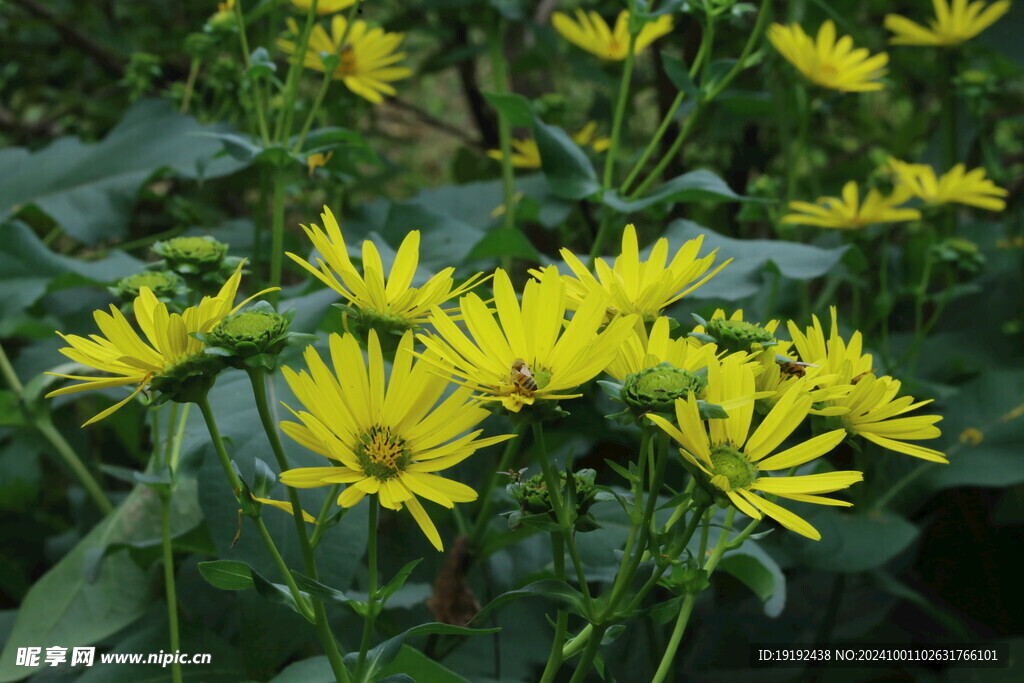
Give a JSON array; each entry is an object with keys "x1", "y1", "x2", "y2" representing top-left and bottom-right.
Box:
[
  {"x1": 291, "y1": 0, "x2": 357, "y2": 15},
  {"x1": 885, "y1": 0, "x2": 1011, "y2": 46},
  {"x1": 552, "y1": 10, "x2": 673, "y2": 61},
  {"x1": 418, "y1": 267, "x2": 637, "y2": 413},
  {"x1": 286, "y1": 206, "x2": 486, "y2": 330},
  {"x1": 252, "y1": 496, "x2": 317, "y2": 523},
  {"x1": 46, "y1": 263, "x2": 271, "y2": 426},
  {"x1": 539, "y1": 224, "x2": 730, "y2": 321},
  {"x1": 782, "y1": 181, "x2": 921, "y2": 229},
  {"x1": 606, "y1": 316, "x2": 719, "y2": 382},
  {"x1": 647, "y1": 362, "x2": 862, "y2": 541},
  {"x1": 768, "y1": 21, "x2": 888, "y2": 92},
  {"x1": 787, "y1": 309, "x2": 946, "y2": 462},
  {"x1": 486, "y1": 122, "x2": 610, "y2": 169},
  {"x1": 836, "y1": 375, "x2": 947, "y2": 462},
  {"x1": 279, "y1": 331, "x2": 514, "y2": 550},
  {"x1": 278, "y1": 15, "x2": 412, "y2": 104},
  {"x1": 888, "y1": 158, "x2": 1008, "y2": 211}
]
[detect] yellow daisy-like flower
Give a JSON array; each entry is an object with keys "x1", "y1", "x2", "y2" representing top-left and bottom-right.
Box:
[
  {"x1": 782, "y1": 181, "x2": 921, "y2": 229},
  {"x1": 540, "y1": 224, "x2": 730, "y2": 322},
  {"x1": 786, "y1": 309, "x2": 946, "y2": 462},
  {"x1": 552, "y1": 10, "x2": 673, "y2": 61},
  {"x1": 768, "y1": 21, "x2": 889, "y2": 92},
  {"x1": 885, "y1": 0, "x2": 1011, "y2": 47},
  {"x1": 888, "y1": 158, "x2": 1008, "y2": 211},
  {"x1": 286, "y1": 206, "x2": 486, "y2": 329},
  {"x1": 606, "y1": 316, "x2": 719, "y2": 382},
  {"x1": 647, "y1": 362, "x2": 862, "y2": 541},
  {"x1": 291, "y1": 0, "x2": 357, "y2": 15},
  {"x1": 278, "y1": 15, "x2": 412, "y2": 104},
  {"x1": 278, "y1": 331, "x2": 513, "y2": 550},
  {"x1": 418, "y1": 267, "x2": 637, "y2": 413},
  {"x1": 307, "y1": 151, "x2": 333, "y2": 177},
  {"x1": 486, "y1": 122, "x2": 610, "y2": 169},
  {"x1": 46, "y1": 263, "x2": 271, "y2": 426}
]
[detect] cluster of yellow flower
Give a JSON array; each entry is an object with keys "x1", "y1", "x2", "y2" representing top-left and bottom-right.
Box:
[
  {"x1": 48, "y1": 212, "x2": 946, "y2": 548},
  {"x1": 769, "y1": 1, "x2": 1010, "y2": 228}
]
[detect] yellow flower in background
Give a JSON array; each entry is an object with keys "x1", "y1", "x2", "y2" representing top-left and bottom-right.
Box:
[
  {"x1": 836, "y1": 375, "x2": 947, "y2": 462},
  {"x1": 541, "y1": 224, "x2": 731, "y2": 321},
  {"x1": 286, "y1": 206, "x2": 486, "y2": 329},
  {"x1": 552, "y1": 10, "x2": 673, "y2": 61},
  {"x1": 306, "y1": 151, "x2": 333, "y2": 176},
  {"x1": 787, "y1": 307, "x2": 874, "y2": 380},
  {"x1": 279, "y1": 331, "x2": 514, "y2": 550},
  {"x1": 768, "y1": 21, "x2": 889, "y2": 92},
  {"x1": 647, "y1": 365, "x2": 861, "y2": 541},
  {"x1": 292, "y1": 0, "x2": 357, "y2": 14},
  {"x1": 782, "y1": 181, "x2": 921, "y2": 229},
  {"x1": 418, "y1": 268, "x2": 637, "y2": 413},
  {"x1": 46, "y1": 263, "x2": 272, "y2": 426},
  {"x1": 888, "y1": 158, "x2": 1008, "y2": 211},
  {"x1": 885, "y1": 0, "x2": 1011, "y2": 46},
  {"x1": 278, "y1": 15, "x2": 412, "y2": 104},
  {"x1": 606, "y1": 316, "x2": 719, "y2": 382},
  {"x1": 486, "y1": 122, "x2": 610, "y2": 169}
]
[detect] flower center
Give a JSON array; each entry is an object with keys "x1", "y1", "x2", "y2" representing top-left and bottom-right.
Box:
[
  {"x1": 355, "y1": 425, "x2": 410, "y2": 481},
  {"x1": 622, "y1": 364, "x2": 706, "y2": 414},
  {"x1": 335, "y1": 44, "x2": 357, "y2": 76},
  {"x1": 705, "y1": 319, "x2": 776, "y2": 354},
  {"x1": 708, "y1": 444, "x2": 757, "y2": 491},
  {"x1": 506, "y1": 359, "x2": 552, "y2": 401}
]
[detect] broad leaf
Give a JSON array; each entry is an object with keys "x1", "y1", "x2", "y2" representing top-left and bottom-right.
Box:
[
  {"x1": 602, "y1": 171, "x2": 745, "y2": 212},
  {"x1": 532, "y1": 115, "x2": 601, "y2": 200}
]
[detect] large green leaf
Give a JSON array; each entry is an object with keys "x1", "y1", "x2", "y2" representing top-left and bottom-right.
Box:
[
  {"x1": 0, "y1": 485, "x2": 187, "y2": 681},
  {"x1": 664, "y1": 220, "x2": 848, "y2": 300},
  {"x1": 0, "y1": 99, "x2": 246, "y2": 243},
  {"x1": 532, "y1": 115, "x2": 601, "y2": 200},
  {"x1": 602, "y1": 170, "x2": 745, "y2": 212},
  {"x1": 718, "y1": 541, "x2": 786, "y2": 617},
  {"x1": 780, "y1": 509, "x2": 919, "y2": 574},
  {"x1": 0, "y1": 221, "x2": 143, "y2": 318}
]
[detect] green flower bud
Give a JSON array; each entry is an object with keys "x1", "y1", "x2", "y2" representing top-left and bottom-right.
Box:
[
  {"x1": 931, "y1": 237, "x2": 985, "y2": 276},
  {"x1": 507, "y1": 468, "x2": 605, "y2": 533},
  {"x1": 703, "y1": 318, "x2": 776, "y2": 354},
  {"x1": 149, "y1": 354, "x2": 223, "y2": 406},
  {"x1": 201, "y1": 303, "x2": 309, "y2": 371},
  {"x1": 152, "y1": 236, "x2": 229, "y2": 275},
  {"x1": 110, "y1": 270, "x2": 184, "y2": 301},
  {"x1": 622, "y1": 363, "x2": 707, "y2": 415}
]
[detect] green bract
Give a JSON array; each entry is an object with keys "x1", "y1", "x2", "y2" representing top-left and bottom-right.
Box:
[
  {"x1": 696, "y1": 317, "x2": 777, "y2": 354},
  {"x1": 109, "y1": 270, "x2": 184, "y2": 301},
  {"x1": 199, "y1": 302, "x2": 310, "y2": 371},
  {"x1": 622, "y1": 363, "x2": 708, "y2": 415}
]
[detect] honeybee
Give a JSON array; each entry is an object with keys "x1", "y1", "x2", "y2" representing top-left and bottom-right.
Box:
[
  {"x1": 499, "y1": 467, "x2": 529, "y2": 483},
  {"x1": 778, "y1": 360, "x2": 818, "y2": 378},
  {"x1": 510, "y1": 358, "x2": 538, "y2": 392}
]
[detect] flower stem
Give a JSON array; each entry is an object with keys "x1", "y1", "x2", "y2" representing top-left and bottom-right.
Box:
[
  {"x1": 269, "y1": 170, "x2": 287, "y2": 305},
  {"x1": 180, "y1": 57, "x2": 201, "y2": 114},
  {"x1": 538, "y1": 533, "x2": 569, "y2": 683},
  {"x1": 293, "y1": 72, "x2": 332, "y2": 155},
  {"x1": 567, "y1": 623, "x2": 608, "y2": 683},
  {"x1": 468, "y1": 423, "x2": 524, "y2": 552},
  {"x1": 160, "y1": 495, "x2": 184, "y2": 683},
  {"x1": 195, "y1": 394, "x2": 315, "y2": 622},
  {"x1": 356, "y1": 497, "x2": 380, "y2": 676},
  {"x1": 650, "y1": 508, "x2": 736, "y2": 682},
  {"x1": 233, "y1": 0, "x2": 270, "y2": 144},
  {"x1": 246, "y1": 368, "x2": 349, "y2": 682},
  {"x1": 488, "y1": 17, "x2": 517, "y2": 272},
  {"x1": 275, "y1": 0, "x2": 320, "y2": 143}
]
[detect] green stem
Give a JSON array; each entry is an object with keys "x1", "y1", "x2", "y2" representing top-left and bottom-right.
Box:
[
  {"x1": 180, "y1": 57, "x2": 201, "y2": 114},
  {"x1": 539, "y1": 533, "x2": 570, "y2": 683},
  {"x1": 247, "y1": 369, "x2": 349, "y2": 682},
  {"x1": 310, "y1": 484, "x2": 342, "y2": 549},
  {"x1": 160, "y1": 495, "x2": 184, "y2": 683},
  {"x1": 651, "y1": 508, "x2": 735, "y2": 683},
  {"x1": 562, "y1": 623, "x2": 594, "y2": 659},
  {"x1": 195, "y1": 395, "x2": 315, "y2": 622},
  {"x1": 356, "y1": 497, "x2": 380, "y2": 677},
  {"x1": 602, "y1": 24, "x2": 638, "y2": 190},
  {"x1": 275, "y1": 0, "x2": 320, "y2": 143},
  {"x1": 234, "y1": 0, "x2": 270, "y2": 144},
  {"x1": 568, "y1": 624, "x2": 608, "y2": 683},
  {"x1": 468, "y1": 424, "x2": 524, "y2": 552},
  {"x1": 37, "y1": 418, "x2": 114, "y2": 514},
  {"x1": 488, "y1": 18, "x2": 517, "y2": 272},
  {"x1": 293, "y1": 72, "x2": 332, "y2": 154},
  {"x1": 269, "y1": 171, "x2": 287, "y2": 305},
  {"x1": 0, "y1": 344, "x2": 113, "y2": 514}
]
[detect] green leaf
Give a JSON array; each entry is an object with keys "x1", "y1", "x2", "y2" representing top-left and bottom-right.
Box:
[
  {"x1": 0, "y1": 392, "x2": 24, "y2": 428},
  {"x1": 662, "y1": 52, "x2": 701, "y2": 97},
  {"x1": 251, "y1": 571, "x2": 312, "y2": 618},
  {"x1": 0, "y1": 221, "x2": 143, "y2": 318},
  {"x1": 198, "y1": 560, "x2": 256, "y2": 591},
  {"x1": 343, "y1": 623, "x2": 499, "y2": 680},
  {"x1": 718, "y1": 542, "x2": 786, "y2": 617},
  {"x1": 482, "y1": 91, "x2": 534, "y2": 127},
  {"x1": 532, "y1": 115, "x2": 601, "y2": 200},
  {"x1": 0, "y1": 99, "x2": 246, "y2": 243},
  {"x1": 377, "y1": 645, "x2": 469, "y2": 683},
  {"x1": 467, "y1": 227, "x2": 540, "y2": 262},
  {"x1": 784, "y1": 510, "x2": 919, "y2": 574},
  {"x1": 664, "y1": 220, "x2": 848, "y2": 300},
  {"x1": 252, "y1": 456, "x2": 276, "y2": 498},
  {"x1": 269, "y1": 656, "x2": 336, "y2": 683},
  {"x1": 377, "y1": 559, "x2": 423, "y2": 606},
  {"x1": 602, "y1": 171, "x2": 745, "y2": 212},
  {"x1": 0, "y1": 486, "x2": 166, "y2": 682},
  {"x1": 473, "y1": 579, "x2": 589, "y2": 623}
]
